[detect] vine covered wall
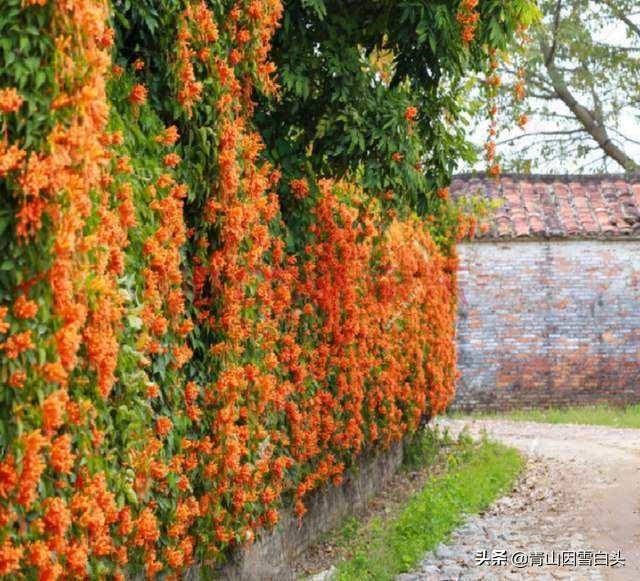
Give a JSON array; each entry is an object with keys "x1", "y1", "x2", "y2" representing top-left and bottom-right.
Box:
[{"x1": 0, "y1": 0, "x2": 533, "y2": 578}]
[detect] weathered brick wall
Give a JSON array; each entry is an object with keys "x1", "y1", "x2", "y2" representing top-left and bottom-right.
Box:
[{"x1": 452, "y1": 239, "x2": 640, "y2": 412}]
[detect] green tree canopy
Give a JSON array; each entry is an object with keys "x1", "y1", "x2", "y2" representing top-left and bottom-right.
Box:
[{"x1": 256, "y1": 0, "x2": 538, "y2": 214}]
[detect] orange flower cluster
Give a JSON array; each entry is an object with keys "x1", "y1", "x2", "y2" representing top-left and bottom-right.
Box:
[
  {"x1": 13, "y1": 295, "x2": 38, "y2": 319},
  {"x1": 0, "y1": 142, "x2": 26, "y2": 179},
  {"x1": 0, "y1": 307, "x2": 8, "y2": 334},
  {"x1": 130, "y1": 83, "x2": 148, "y2": 106},
  {"x1": 0, "y1": 330, "x2": 33, "y2": 359},
  {"x1": 2, "y1": 0, "x2": 124, "y2": 397},
  {"x1": 485, "y1": 51, "x2": 501, "y2": 179},
  {"x1": 174, "y1": 2, "x2": 214, "y2": 115},
  {"x1": 284, "y1": 182, "x2": 457, "y2": 511},
  {"x1": 514, "y1": 64, "x2": 529, "y2": 129},
  {"x1": 405, "y1": 105, "x2": 418, "y2": 122},
  {"x1": 0, "y1": 88, "x2": 23, "y2": 114},
  {"x1": 138, "y1": 168, "x2": 190, "y2": 362},
  {"x1": 0, "y1": 0, "x2": 141, "y2": 577},
  {"x1": 457, "y1": 0, "x2": 480, "y2": 45},
  {"x1": 290, "y1": 177, "x2": 310, "y2": 200}
]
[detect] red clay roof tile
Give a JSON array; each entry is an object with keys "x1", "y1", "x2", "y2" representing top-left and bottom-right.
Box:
[{"x1": 450, "y1": 174, "x2": 640, "y2": 240}]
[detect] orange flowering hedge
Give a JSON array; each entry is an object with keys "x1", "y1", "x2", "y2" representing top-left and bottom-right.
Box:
[{"x1": 0, "y1": 0, "x2": 529, "y2": 578}]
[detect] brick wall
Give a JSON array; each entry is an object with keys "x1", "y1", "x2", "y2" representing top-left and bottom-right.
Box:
[{"x1": 452, "y1": 239, "x2": 640, "y2": 412}]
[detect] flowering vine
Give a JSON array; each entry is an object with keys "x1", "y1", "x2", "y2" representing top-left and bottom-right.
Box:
[{"x1": 0, "y1": 0, "x2": 461, "y2": 578}]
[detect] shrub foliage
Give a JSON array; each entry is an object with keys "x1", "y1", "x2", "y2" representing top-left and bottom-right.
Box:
[{"x1": 0, "y1": 0, "x2": 533, "y2": 577}]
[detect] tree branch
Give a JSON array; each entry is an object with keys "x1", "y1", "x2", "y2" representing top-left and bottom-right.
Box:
[
  {"x1": 597, "y1": 0, "x2": 640, "y2": 40},
  {"x1": 609, "y1": 126, "x2": 640, "y2": 148},
  {"x1": 575, "y1": 151, "x2": 609, "y2": 173},
  {"x1": 496, "y1": 129, "x2": 584, "y2": 146},
  {"x1": 545, "y1": 0, "x2": 564, "y2": 67},
  {"x1": 526, "y1": 92, "x2": 560, "y2": 100},
  {"x1": 539, "y1": 38, "x2": 639, "y2": 171}
]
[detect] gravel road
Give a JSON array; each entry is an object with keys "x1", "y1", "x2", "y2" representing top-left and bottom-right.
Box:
[{"x1": 399, "y1": 418, "x2": 640, "y2": 581}]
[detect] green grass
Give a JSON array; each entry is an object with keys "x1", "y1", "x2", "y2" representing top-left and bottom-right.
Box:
[
  {"x1": 335, "y1": 436, "x2": 523, "y2": 580},
  {"x1": 451, "y1": 403, "x2": 640, "y2": 429}
]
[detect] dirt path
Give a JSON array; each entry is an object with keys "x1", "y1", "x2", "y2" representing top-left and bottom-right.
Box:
[{"x1": 400, "y1": 418, "x2": 640, "y2": 581}]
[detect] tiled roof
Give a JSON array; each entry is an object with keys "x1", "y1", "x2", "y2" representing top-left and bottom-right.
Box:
[{"x1": 450, "y1": 174, "x2": 640, "y2": 240}]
